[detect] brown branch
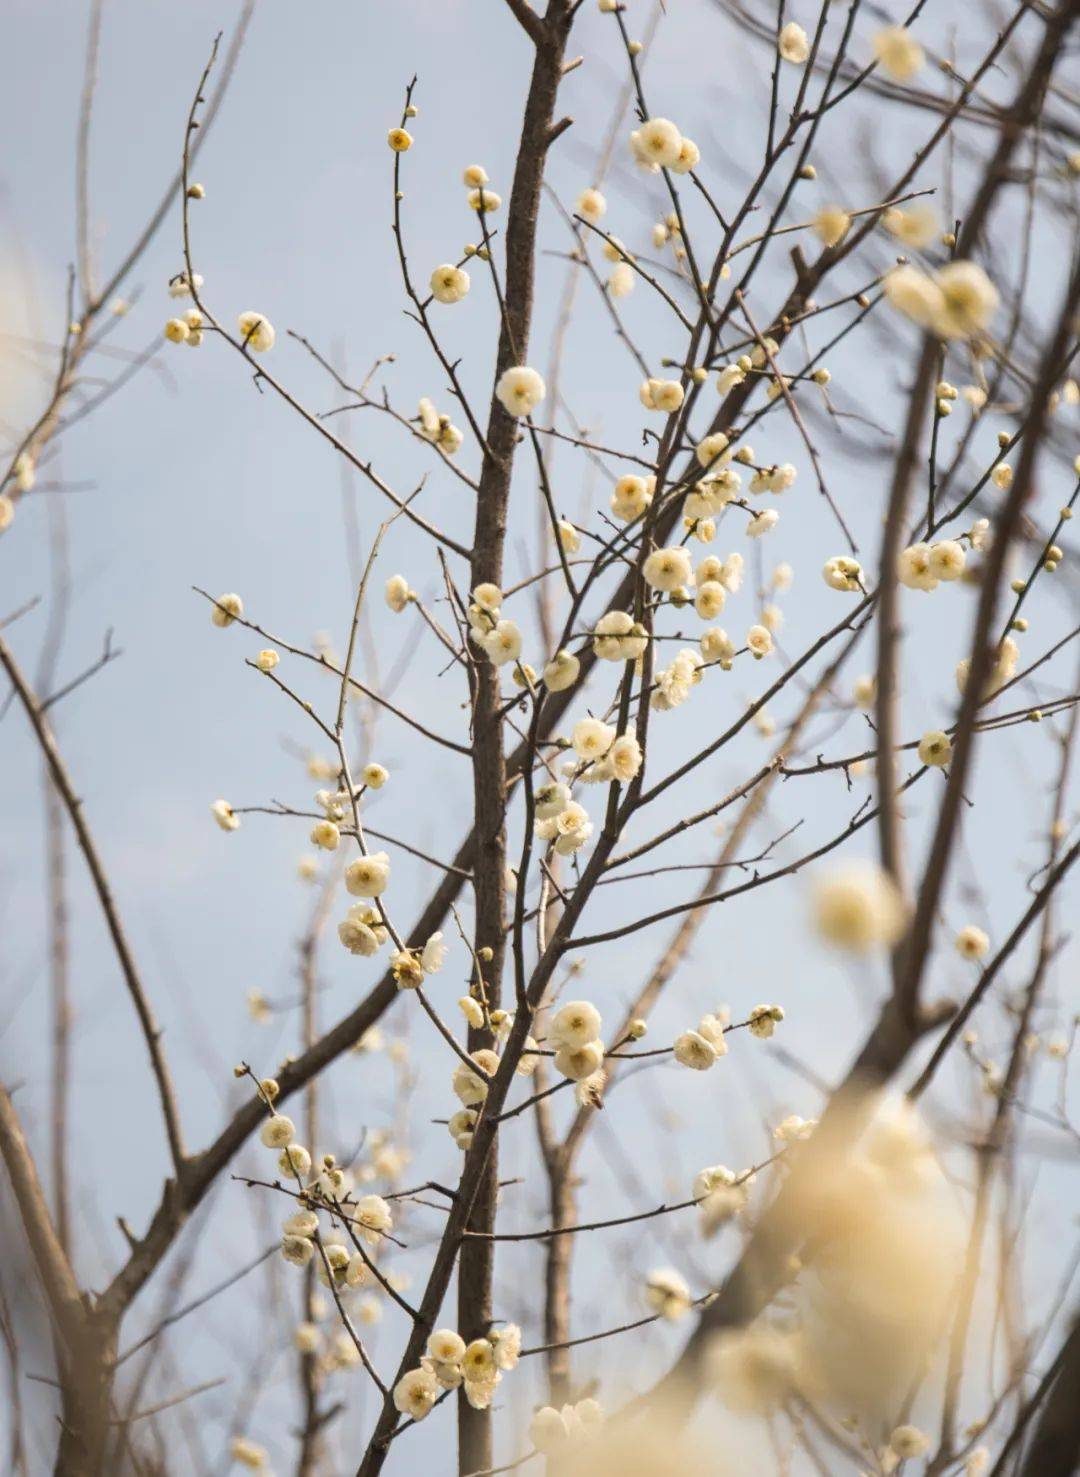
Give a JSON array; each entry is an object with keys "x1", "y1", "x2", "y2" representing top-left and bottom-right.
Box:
[{"x1": 0, "y1": 633, "x2": 186, "y2": 1174}]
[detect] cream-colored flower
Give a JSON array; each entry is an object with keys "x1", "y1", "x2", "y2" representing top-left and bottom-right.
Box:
[
  {"x1": 495, "y1": 366, "x2": 545, "y2": 417},
  {"x1": 935, "y1": 262, "x2": 999, "y2": 338},
  {"x1": 281, "y1": 1233, "x2": 314, "y2": 1267},
  {"x1": 210, "y1": 592, "x2": 243, "y2": 628},
  {"x1": 428, "y1": 1328, "x2": 466, "y2": 1365},
  {"x1": 673, "y1": 1030, "x2": 718, "y2": 1070},
  {"x1": 883, "y1": 203, "x2": 937, "y2": 248},
  {"x1": 748, "y1": 1004, "x2": 784, "y2": 1039},
  {"x1": 421, "y1": 932, "x2": 446, "y2": 973},
  {"x1": 928, "y1": 539, "x2": 965, "y2": 581},
  {"x1": 430, "y1": 264, "x2": 470, "y2": 304},
  {"x1": 873, "y1": 26, "x2": 924, "y2": 81},
  {"x1": 671, "y1": 136, "x2": 701, "y2": 174},
  {"x1": 310, "y1": 820, "x2": 340, "y2": 851},
  {"x1": 773, "y1": 1113, "x2": 816, "y2": 1143},
  {"x1": 709, "y1": 1325, "x2": 801, "y2": 1412},
  {"x1": 572, "y1": 717, "x2": 615, "y2": 762},
  {"x1": 608, "y1": 261, "x2": 635, "y2": 298},
  {"x1": 812, "y1": 861, "x2": 906, "y2": 952},
  {"x1": 543, "y1": 649, "x2": 580, "y2": 691},
  {"x1": 554, "y1": 1040, "x2": 605, "y2": 1081},
  {"x1": 884, "y1": 265, "x2": 946, "y2": 330},
  {"x1": 576, "y1": 187, "x2": 607, "y2": 222},
  {"x1": 814, "y1": 205, "x2": 850, "y2": 248},
  {"x1": 778, "y1": 22, "x2": 809, "y2": 63},
  {"x1": 344, "y1": 852, "x2": 390, "y2": 898},
  {"x1": 611, "y1": 473, "x2": 654, "y2": 521},
  {"x1": 237, "y1": 311, "x2": 275, "y2": 352},
  {"x1": 746, "y1": 509, "x2": 779, "y2": 538},
  {"x1": 452, "y1": 1048, "x2": 499, "y2": 1107},
  {"x1": 898, "y1": 542, "x2": 938, "y2": 592},
  {"x1": 354, "y1": 1194, "x2": 392, "y2": 1242},
  {"x1": 630, "y1": 118, "x2": 683, "y2": 170},
  {"x1": 823, "y1": 556, "x2": 863, "y2": 592},
  {"x1": 610, "y1": 732, "x2": 642, "y2": 782},
  {"x1": 644, "y1": 1266, "x2": 692, "y2": 1319},
  {"x1": 889, "y1": 1425, "x2": 930, "y2": 1459},
  {"x1": 338, "y1": 909, "x2": 381, "y2": 956},
  {"x1": 279, "y1": 1143, "x2": 311, "y2": 1177},
  {"x1": 211, "y1": 798, "x2": 240, "y2": 832},
  {"x1": 260, "y1": 1114, "x2": 295, "y2": 1149},
  {"x1": 644, "y1": 546, "x2": 693, "y2": 593},
  {"x1": 550, "y1": 1000, "x2": 602, "y2": 1051},
  {"x1": 467, "y1": 185, "x2": 502, "y2": 211},
  {"x1": 490, "y1": 1322, "x2": 521, "y2": 1371},
  {"x1": 955, "y1": 924, "x2": 989, "y2": 961},
  {"x1": 482, "y1": 619, "x2": 522, "y2": 667},
  {"x1": 385, "y1": 573, "x2": 412, "y2": 612},
  {"x1": 694, "y1": 580, "x2": 726, "y2": 619},
  {"x1": 593, "y1": 609, "x2": 648, "y2": 662},
  {"x1": 747, "y1": 624, "x2": 773, "y2": 659},
  {"x1": 231, "y1": 1437, "x2": 270, "y2": 1469},
  {"x1": 639, "y1": 378, "x2": 685, "y2": 413},
  {"x1": 917, "y1": 730, "x2": 952, "y2": 767},
  {"x1": 393, "y1": 1366, "x2": 440, "y2": 1421}
]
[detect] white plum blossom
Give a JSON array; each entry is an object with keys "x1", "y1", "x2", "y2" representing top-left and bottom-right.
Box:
[{"x1": 495, "y1": 366, "x2": 545, "y2": 417}]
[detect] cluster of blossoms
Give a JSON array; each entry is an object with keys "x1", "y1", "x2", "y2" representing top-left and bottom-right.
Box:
[
  {"x1": 532, "y1": 781, "x2": 588, "y2": 856},
  {"x1": 0, "y1": 451, "x2": 35, "y2": 531},
  {"x1": 628, "y1": 117, "x2": 700, "y2": 176},
  {"x1": 462, "y1": 161, "x2": 502, "y2": 214},
  {"x1": 567, "y1": 717, "x2": 642, "y2": 784},
  {"x1": 638, "y1": 375, "x2": 685, "y2": 413},
  {"x1": 572, "y1": 185, "x2": 636, "y2": 296},
  {"x1": 885, "y1": 260, "x2": 999, "y2": 340},
  {"x1": 250, "y1": 1083, "x2": 394, "y2": 1281},
  {"x1": 823, "y1": 555, "x2": 864, "y2": 593},
  {"x1": 393, "y1": 1322, "x2": 522, "y2": 1420},
  {"x1": 309, "y1": 763, "x2": 389, "y2": 852},
  {"x1": 468, "y1": 583, "x2": 524, "y2": 670},
  {"x1": 693, "y1": 1163, "x2": 749, "y2": 1235},
  {"x1": 898, "y1": 538, "x2": 967, "y2": 590},
  {"x1": 547, "y1": 999, "x2": 606, "y2": 1084},
  {"x1": 529, "y1": 1397, "x2": 606, "y2": 1454},
  {"x1": 592, "y1": 608, "x2": 649, "y2": 662},
  {"x1": 417, "y1": 395, "x2": 464, "y2": 454},
  {"x1": 390, "y1": 931, "x2": 446, "y2": 989},
  {"x1": 773, "y1": 1112, "x2": 817, "y2": 1143},
  {"x1": 448, "y1": 1031, "x2": 540, "y2": 1150},
  {"x1": 957, "y1": 634, "x2": 1019, "y2": 699},
  {"x1": 673, "y1": 1011, "x2": 729, "y2": 1071},
  {"x1": 654, "y1": 647, "x2": 706, "y2": 711}
]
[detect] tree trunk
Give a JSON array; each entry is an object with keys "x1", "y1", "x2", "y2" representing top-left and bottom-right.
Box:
[
  {"x1": 456, "y1": 5, "x2": 573, "y2": 1474},
  {"x1": 53, "y1": 1317, "x2": 116, "y2": 1477}
]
